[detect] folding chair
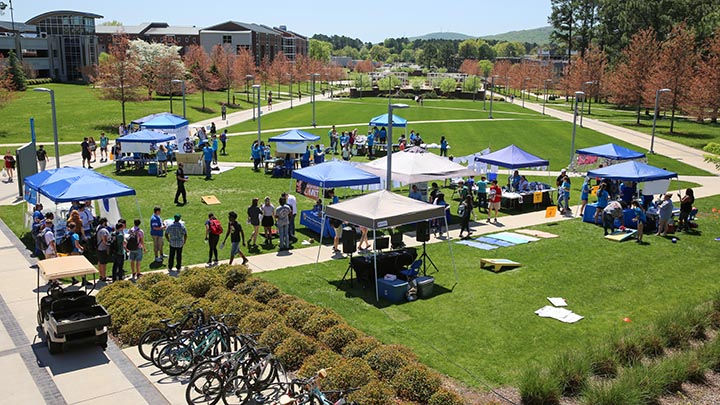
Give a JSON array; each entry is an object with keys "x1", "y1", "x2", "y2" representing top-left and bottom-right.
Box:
[{"x1": 399, "y1": 259, "x2": 423, "y2": 281}]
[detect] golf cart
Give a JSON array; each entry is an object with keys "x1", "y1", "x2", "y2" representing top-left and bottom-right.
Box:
[{"x1": 36, "y1": 256, "x2": 111, "y2": 354}]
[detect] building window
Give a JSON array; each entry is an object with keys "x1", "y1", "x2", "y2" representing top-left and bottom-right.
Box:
[{"x1": 223, "y1": 35, "x2": 232, "y2": 44}]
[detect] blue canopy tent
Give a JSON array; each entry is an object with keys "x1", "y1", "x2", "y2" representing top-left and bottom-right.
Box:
[
  {"x1": 118, "y1": 129, "x2": 175, "y2": 144},
  {"x1": 130, "y1": 112, "x2": 169, "y2": 126},
  {"x1": 474, "y1": 144, "x2": 549, "y2": 169},
  {"x1": 268, "y1": 129, "x2": 321, "y2": 154},
  {"x1": 369, "y1": 113, "x2": 408, "y2": 128},
  {"x1": 576, "y1": 143, "x2": 645, "y2": 160},
  {"x1": 24, "y1": 167, "x2": 136, "y2": 203},
  {"x1": 138, "y1": 113, "x2": 188, "y2": 129},
  {"x1": 587, "y1": 161, "x2": 677, "y2": 182},
  {"x1": 292, "y1": 160, "x2": 380, "y2": 188}
]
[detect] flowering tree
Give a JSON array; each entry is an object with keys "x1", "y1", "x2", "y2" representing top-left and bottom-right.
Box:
[
  {"x1": 183, "y1": 45, "x2": 216, "y2": 111},
  {"x1": 96, "y1": 34, "x2": 143, "y2": 124},
  {"x1": 129, "y1": 39, "x2": 183, "y2": 97}
]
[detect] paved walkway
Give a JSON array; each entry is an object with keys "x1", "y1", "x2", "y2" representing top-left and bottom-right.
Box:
[{"x1": 1, "y1": 93, "x2": 719, "y2": 404}]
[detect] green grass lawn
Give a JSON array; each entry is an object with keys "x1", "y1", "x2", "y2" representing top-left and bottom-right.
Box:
[{"x1": 257, "y1": 194, "x2": 720, "y2": 388}]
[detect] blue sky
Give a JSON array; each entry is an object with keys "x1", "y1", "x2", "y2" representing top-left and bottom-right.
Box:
[{"x1": 10, "y1": 1, "x2": 552, "y2": 43}]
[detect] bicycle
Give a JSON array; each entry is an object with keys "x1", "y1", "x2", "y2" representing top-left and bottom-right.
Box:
[{"x1": 137, "y1": 304, "x2": 205, "y2": 361}]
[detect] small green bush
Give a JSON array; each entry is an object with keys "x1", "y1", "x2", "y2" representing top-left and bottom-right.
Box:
[
  {"x1": 610, "y1": 364, "x2": 662, "y2": 403},
  {"x1": 652, "y1": 351, "x2": 706, "y2": 393},
  {"x1": 179, "y1": 268, "x2": 224, "y2": 298},
  {"x1": 549, "y1": 351, "x2": 590, "y2": 396},
  {"x1": 700, "y1": 336, "x2": 720, "y2": 371},
  {"x1": 297, "y1": 349, "x2": 342, "y2": 378},
  {"x1": 611, "y1": 332, "x2": 644, "y2": 366},
  {"x1": 348, "y1": 380, "x2": 394, "y2": 405},
  {"x1": 284, "y1": 301, "x2": 317, "y2": 332},
  {"x1": 258, "y1": 322, "x2": 294, "y2": 350},
  {"x1": 301, "y1": 310, "x2": 344, "y2": 338},
  {"x1": 135, "y1": 272, "x2": 172, "y2": 291},
  {"x1": 364, "y1": 344, "x2": 417, "y2": 380},
  {"x1": 159, "y1": 290, "x2": 195, "y2": 310},
  {"x1": 518, "y1": 367, "x2": 561, "y2": 405},
  {"x1": 234, "y1": 278, "x2": 281, "y2": 304},
  {"x1": 580, "y1": 380, "x2": 646, "y2": 405},
  {"x1": 147, "y1": 280, "x2": 180, "y2": 302},
  {"x1": 318, "y1": 324, "x2": 360, "y2": 353},
  {"x1": 224, "y1": 265, "x2": 251, "y2": 289},
  {"x1": 205, "y1": 285, "x2": 231, "y2": 301},
  {"x1": 96, "y1": 280, "x2": 147, "y2": 308},
  {"x1": 392, "y1": 364, "x2": 442, "y2": 402},
  {"x1": 266, "y1": 294, "x2": 304, "y2": 313},
  {"x1": 588, "y1": 344, "x2": 619, "y2": 378},
  {"x1": 656, "y1": 305, "x2": 710, "y2": 348},
  {"x1": 428, "y1": 387, "x2": 464, "y2": 405},
  {"x1": 106, "y1": 297, "x2": 152, "y2": 334},
  {"x1": 323, "y1": 357, "x2": 374, "y2": 392},
  {"x1": 275, "y1": 333, "x2": 317, "y2": 371},
  {"x1": 237, "y1": 309, "x2": 283, "y2": 335},
  {"x1": 117, "y1": 303, "x2": 171, "y2": 345},
  {"x1": 342, "y1": 335, "x2": 381, "y2": 358}
]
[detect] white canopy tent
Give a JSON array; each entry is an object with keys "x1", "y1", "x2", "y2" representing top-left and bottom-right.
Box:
[
  {"x1": 323, "y1": 190, "x2": 458, "y2": 301},
  {"x1": 360, "y1": 151, "x2": 476, "y2": 184}
]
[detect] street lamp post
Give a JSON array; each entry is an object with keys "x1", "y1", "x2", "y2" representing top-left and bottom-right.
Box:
[
  {"x1": 386, "y1": 103, "x2": 409, "y2": 190},
  {"x1": 311, "y1": 73, "x2": 320, "y2": 127},
  {"x1": 246, "y1": 75, "x2": 255, "y2": 121},
  {"x1": 570, "y1": 91, "x2": 585, "y2": 166},
  {"x1": 287, "y1": 73, "x2": 293, "y2": 109},
  {"x1": 482, "y1": 77, "x2": 487, "y2": 110},
  {"x1": 33, "y1": 88, "x2": 61, "y2": 169},
  {"x1": 521, "y1": 77, "x2": 531, "y2": 108},
  {"x1": 171, "y1": 79, "x2": 186, "y2": 119},
  {"x1": 650, "y1": 88, "x2": 671, "y2": 154},
  {"x1": 0, "y1": 0, "x2": 20, "y2": 60},
  {"x1": 254, "y1": 84, "x2": 262, "y2": 146},
  {"x1": 473, "y1": 75, "x2": 477, "y2": 102},
  {"x1": 488, "y1": 75, "x2": 499, "y2": 119},
  {"x1": 543, "y1": 79, "x2": 552, "y2": 115},
  {"x1": 580, "y1": 81, "x2": 595, "y2": 127}
]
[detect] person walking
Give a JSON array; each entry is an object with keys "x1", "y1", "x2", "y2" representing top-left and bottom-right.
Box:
[
  {"x1": 220, "y1": 130, "x2": 228, "y2": 155},
  {"x1": 111, "y1": 221, "x2": 128, "y2": 282},
  {"x1": 440, "y1": 136, "x2": 448, "y2": 157},
  {"x1": 99, "y1": 133, "x2": 109, "y2": 162},
  {"x1": 203, "y1": 142, "x2": 214, "y2": 180},
  {"x1": 677, "y1": 188, "x2": 695, "y2": 232},
  {"x1": 275, "y1": 197, "x2": 291, "y2": 250},
  {"x1": 211, "y1": 134, "x2": 219, "y2": 165},
  {"x1": 175, "y1": 162, "x2": 188, "y2": 205},
  {"x1": 81, "y1": 137, "x2": 93, "y2": 169},
  {"x1": 222, "y1": 211, "x2": 248, "y2": 265},
  {"x1": 247, "y1": 198, "x2": 262, "y2": 247},
  {"x1": 150, "y1": 207, "x2": 166, "y2": 263},
  {"x1": 221, "y1": 103, "x2": 227, "y2": 120},
  {"x1": 261, "y1": 197, "x2": 275, "y2": 246},
  {"x1": 95, "y1": 217, "x2": 110, "y2": 281},
  {"x1": 36, "y1": 145, "x2": 48, "y2": 172},
  {"x1": 631, "y1": 201, "x2": 647, "y2": 243},
  {"x1": 165, "y1": 214, "x2": 187, "y2": 273},
  {"x1": 88, "y1": 136, "x2": 97, "y2": 163},
  {"x1": 3, "y1": 150, "x2": 15, "y2": 182},
  {"x1": 205, "y1": 213, "x2": 223, "y2": 266},
  {"x1": 487, "y1": 180, "x2": 502, "y2": 223},
  {"x1": 579, "y1": 177, "x2": 590, "y2": 217},
  {"x1": 458, "y1": 195, "x2": 473, "y2": 238},
  {"x1": 127, "y1": 219, "x2": 146, "y2": 279}
]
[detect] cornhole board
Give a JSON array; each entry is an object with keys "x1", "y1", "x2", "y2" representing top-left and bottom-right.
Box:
[
  {"x1": 505, "y1": 232, "x2": 540, "y2": 242},
  {"x1": 604, "y1": 229, "x2": 637, "y2": 242},
  {"x1": 516, "y1": 229, "x2": 559, "y2": 239},
  {"x1": 202, "y1": 195, "x2": 221, "y2": 205},
  {"x1": 481, "y1": 258, "x2": 522, "y2": 272},
  {"x1": 486, "y1": 232, "x2": 530, "y2": 244},
  {"x1": 456, "y1": 240, "x2": 497, "y2": 250},
  {"x1": 476, "y1": 237, "x2": 515, "y2": 247}
]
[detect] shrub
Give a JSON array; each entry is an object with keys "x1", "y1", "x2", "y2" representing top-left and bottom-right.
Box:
[
  {"x1": 700, "y1": 336, "x2": 720, "y2": 371},
  {"x1": 234, "y1": 278, "x2": 281, "y2": 304},
  {"x1": 275, "y1": 333, "x2": 317, "y2": 371},
  {"x1": 652, "y1": 351, "x2": 706, "y2": 393},
  {"x1": 224, "y1": 265, "x2": 251, "y2": 289},
  {"x1": 135, "y1": 272, "x2": 172, "y2": 291},
  {"x1": 609, "y1": 364, "x2": 663, "y2": 403},
  {"x1": 324, "y1": 357, "x2": 374, "y2": 392},
  {"x1": 117, "y1": 303, "x2": 171, "y2": 345},
  {"x1": 205, "y1": 285, "x2": 231, "y2": 301},
  {"x1": 549, "y1": 351, "x2": 590, "y2": 396},
  {"x1": 318, "y1": 324, "x2": 360, "y2": 353},
  {"x1": 588, "y1": 344, "x2": 619, "y2": 378},
  {"x1": 428, "y1": 387, "x2": 464, "y2": 405},
  {"x1": 580, "y1": 380, "x2": 646, "y2": 405},
  {"x1": 284, "y1": 301, "x2": 317, "y2": 332},
  {"x1": 637, "y1": 325, "x2": 665, "y2": 358},
  {"x1": 159, "y1": 291, "x2": 195, "y2": 310},
  {"x1": 179, "y1": 268, "x2": 224, "y2": 298},
  {"x1": 237, "y1": 309, "x2": 283, "y2": 335},
  {"x1": 258, "y1": 322, "x2": 294, "y2": 350},
  {"x1": 364, "y1": 344, "x2": 417, "y2": 380},
  {"x1": 106, "y1": 297, "x2": 152, "y2": 334},
  {"x1": 392, "y1": 364, "x2": 442, "y2": 402},
  {"x1": 518, "y1": 367, "x2": 561, "y2": 405},
  {"x1": 611, "y1": 332, "x2": 644, "y2": 366},
  {"x1": 266, "y1": 294, "x2": 304, "y2": 313},
  {"x1": 342, "y1": 336, "x2": 381, "y2": 358},
  {"x1": 657, "y1": 305, "x2": 710, "y2": 348},
  {"x1": 297, "y1": 349, "x2": 342, "y2": 378},
  {"x1": 301, "y1": 310, "x2": 343, "y2": 338},
  {"x1": 147, "y1": 280, "x2": 180, "y2": 302},
  {"x1": 348, "y1": 380, "x2": 394, "y2": 405},
  {"x1": 96, "y1": 280, "x2": 146, "y2": 308}
]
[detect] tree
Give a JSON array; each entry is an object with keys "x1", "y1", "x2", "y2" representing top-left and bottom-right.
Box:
[
  {"x1": 439, "y1": 78, "x2": 457, "y2": 94},
  {"x1": 560, "y1": 45, "x2": 606, "y2": 105},
  {"x1": 268, "y1": 52, "x2": 290, "y2": 98},
  {"x1": 478, "y1": 60, "x2": 494, "y2": 77},
  {"x1": 96, "y1": 34, "x2": 143, "y2": 124},
  {"x1": 648, "y1": 23, "x2": 697, "y2": 133},
  {"x1": 2, "y1": 50, "x2": 27, "y2": 91},
  {"x1": 154, "y1": 54, "x2": 186, "y2": 97},
  {"x1": 211, "y1": 44, "x2": 240, "y2": 105},
  {"x1": 369, "y1": 45, "x2": 390, "y2": 62},
  {"x1": 704, "y1": 143, "x2": 720, "y2": 171},
  {"x1": 183, "y1": 45, "x2": 216, "y2": 110},
  {"x1": 549, "y1": 0, "x2": 574, "y2": 61},
  {"x1": 0, "y1": 54, "x2": 15, "y2": 108},
  {"x1": 129, "y1": 39, "x2": 183, "y2": 97},
  {"x1": 686, "y1": 28, "x2": 720, "y2": 123},
  {"x1": 308, "y1": 39, "x2": 332, "y2": 62},
  {"x1": 336, "y1": 46, "x2": 360, "y2": 60},
  {"x1": 606, "y1": 28, "x2": 659, "y2": 124},
  {"x1": 459, "y1": 59, "x2": 480, "y2": 76},
  {"x1": 478, "y1": 41, "x2": 496, "y2": 60},
  {"x1": 399, "y1": 48, "x2": 415, "y2": 63},
  {"x1": 491, "y1": 60, "x2": 512, "y2": 92},
  {"x1": 549, "y1": 0, "x2": 599, "y2": 59},
  {"x1": 458, "y1": 40, "x2": 479, "y2": 60}
]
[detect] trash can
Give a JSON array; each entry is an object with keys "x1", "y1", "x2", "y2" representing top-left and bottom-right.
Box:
[{"x1": 148, "y1": 162, "x2": 158, "y2": 176}]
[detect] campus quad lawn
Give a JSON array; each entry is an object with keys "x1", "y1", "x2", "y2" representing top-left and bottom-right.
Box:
[{"x1": 257, "y1": 194, "x2": 720, "y2": 388}]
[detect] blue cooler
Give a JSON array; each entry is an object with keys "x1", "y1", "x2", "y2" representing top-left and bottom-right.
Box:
[
  {"x1": 148, "y1": 162, "x2": 158, "y2": 175},
  {"x1": 376, "y1": 278, "x2": 408, "y2": 303},
  {"x1": 415, "y1": 276, "x2": 435, "y2": 299}
]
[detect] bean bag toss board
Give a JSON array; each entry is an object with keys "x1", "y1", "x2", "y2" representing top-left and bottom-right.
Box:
[
  {"x1": 486, "y1": 232, "x2": 532, "y2": 244},
  {"x1": 202, "y1": 195, "x2": 221, "y2": 205},
  {"x1": 456, "y1": 240, "x2": 497, "y2": 250},
  {"x1": 516, "y1": 229, "x2": 559, "y2": 239},
  {"x1": 480, "y1": 258, "x2": 522, "y2": 272},
  {"x1": 476, "y1": 236, "x2": 516, "y2": 247},
  {"x1": 604, "y1": 229, "x2": 637, "y2": 242}
]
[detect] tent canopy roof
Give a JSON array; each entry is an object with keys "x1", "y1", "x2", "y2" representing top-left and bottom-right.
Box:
[
  {"x1": 576, "y1": 143, "x2": 645, "y2": 160},
  {"x1": 369, "y1": 113, "x2": 407, "y2": 128},
  {"x1": 292, "y1": 160, "x2": 380, "y2": 188},
  {"x1": 268, "y1": 129, "x2": 321, "y2": 143},
  {"x1": 139, "y1": 113, "x2": 188, "y2": 129},
  {"x1": 587, "y1": 161, "x2": 677, "y2": 182},
  {"x1": 474, "y1": 144, "x2": 549, "y2": 169},
  {"x1": 118, "y1": 129, "x2": 175, "y2": 143},
  {"x1": 361, "y1": 151, "x2": 476, "y2": 183},
  {"x1": 325, "y1": 190, "x2": 445, "y2": 229},
  {"x1": 24, "y1": 167, "x2": 136, "y2": 203}
]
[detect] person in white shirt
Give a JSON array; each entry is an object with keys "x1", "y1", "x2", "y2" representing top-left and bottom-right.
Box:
[
  {"x1": 78, "y1": 203, "x2": 95, "y2": 241},
  {"x1": 281, "y1": 192, "x2": 298, "y2": 240},
  {"x1": 42, "y1": 219, "x2": 57, "y2": 259}
]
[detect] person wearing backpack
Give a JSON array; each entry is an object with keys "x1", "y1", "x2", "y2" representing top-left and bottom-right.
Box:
[
  {"x1": 458, "y1": 195, "x2": 474, "y2": 239},
  {"x1": 95, "y1": 217, "x2": 111, "y2": 282},
  {"x1": 111, "y1": 222, "x2": 128, "y2": 282},
  {"x1": 127, "y1": 219, "x2": 146, "y2": 279},
  {"x1": 274, "y1": 197, "x2": 292, "y2": 251},
  {"x1": 205, "y1": 213, "x2": 223, "y2": 266},
  {"x1": 40, "y1": 219, "x2": 57, "y2": 259}
]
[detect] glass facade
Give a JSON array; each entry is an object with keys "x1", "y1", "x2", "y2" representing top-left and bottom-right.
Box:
[{"x1": 30, "y1": 12, "x2": 99, "y2": 81}]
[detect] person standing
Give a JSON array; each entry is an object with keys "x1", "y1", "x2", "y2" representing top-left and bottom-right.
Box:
[
  {"x1": 3, "y1": 150, "x2": 15, "y2": 182},
  {"x1": 267, "y1": 91, "x2": 273, "y2": 111},
  {"x1": 223, "y1": 211, "x2": 248, "y2": 265},
  {"x1": 247, "y1": 198, "x2": 262, "y2": 247},
  {"x1": 81, "y1": 137, "x2": 93, "y2": 169},
  {"x1": 677, "y1": 188, "x2": 695, "y2": 232},
  {"x1": 275, "y1": 197, "x2": 291, "y2": 250},
  {"x1": 36, "y1": 145, "x2": 48, "y2": 172},
  {"x1": 203, "y1": 142, "x2": 214, "y2": 180},
  {"x1": 282, "y1": 192, "x2": 297, "y2": 241},
  {"x1": 175, "y1": 162, "x2": 188, "y2": 205},
  {"x1": 487, "y1": 180, "x2": 502, "y2": 223},
  {"x1": 205, "y1": 213, "x2": 223, "y2": 266},
  {"x1": 251, "y1": 141, "x2": 262, "y2": 171},
  {"x1": 211, "y1": 134, "x2": 219, "y2": 165},
  {"x1": 111, "y1": 222, "x2": 128, "y2": 282},
  {"x1": 579, "y1": 177, "x2": 590, "y2": 217},
  {"x1": 458, "y1": 195, "x2": 474, "y2": 238},
  {"x1": 127, "y1": 219, "x2": 146, "y2": 279},
  {"x1": 631, "y1": 201, "x2": 646, "y2": 243},
  {"x1": 95, "y1": 217, "x2": 110, "y2": 281},
  {"x1": 440, "y1": 136, "x2": 448, "y2": 157},
  {"x1": 559, "y1": 175, "x2": 571, "y2": 215},
  {"x1": 221, "y1": 103, "x2": 227, "y2": 120},
  {"x1": 261, "y1": 197, "x2": 275, "y2": 246},
  {"x1": 157, "y1": 145, "x2": 168, "y2": 177},
  {"x1": 99, "y1": 133, "x2": 109, "y2": 162},
  {"x1": 220, "y1": 130, "x2": 228, "y2": 156},
  {"x1": 78, "y1": 203, "x2": 95, "y2": 245},
  {"x1": 165, "y1": 214, "x2": 187, "y2": 273},
  {"x1": 594, "y1": 183, "x2": 610, "y2": 224},
  {"x1": 476, "y1": 176, "x2": 488, "y2": 213},
  {"x1": 656, "y1": 193, "x2": 674, "y2": 236},
  {"x1": 88, "y1": 136, "x2": 97, "y2": 163},
  {"x1": 150, "y1": 207, "x2": 166, "y2": 263},
  {"x1": 409, "y1": 185, "x2": 423, "y2": 201},
  {"x1": 42, "y1": 218, "x2": 57, "y2": 259}
]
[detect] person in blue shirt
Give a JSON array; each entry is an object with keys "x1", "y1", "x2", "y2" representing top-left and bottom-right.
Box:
[
  {"x1": 211, "y1": 135, "x2": 219, "y2": 165},
  {"x1": 219, "y1": 130, "x2": 227, "y2": 155},
  {"x1": 594, "y1": 183, "x2": 610, "y2": 223},
  {"x1": 440, "y1": 136, "x2": 448, "y2": 157},
  {"x1": 579, "y1": 177, "x2": 590, "y2": 217},
  {"x1": 379, "y1": 127, "x2": 387, "y2": 143},
  {"x1": 560, "y1": 176, "x2": 571, "y2": 214},
  {"x1": 631, "y1": 200, "x2": 646, "y2": 243},
  {"x1": 509, "y1": 170, "x2": 521, "y2": 191},
  {"x1": 150, "y1": 206, "x2": 165, "y2": 263},
  {"x1": 202, "y1": 143, "x2": 214, "y2": 180},
  {"x1": 409, "y1": 185, "x2": 423, "y2": 201},
  {"x1": 476, "y1": 176, "x2": 488, "y2": 213},
  {"x1": 251, "y1": 141, "x2": 262, "y2": 171},
  {"x1": 366, "y1": 131, "x2": 375, "y2": 158},
  {"x1": 313, "y1": 144, "x2": 324, "y2": 164}
]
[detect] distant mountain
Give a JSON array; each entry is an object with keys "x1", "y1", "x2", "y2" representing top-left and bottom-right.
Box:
[{"x1": 408, "y1": 26, "x2": 552, "y2": 45}]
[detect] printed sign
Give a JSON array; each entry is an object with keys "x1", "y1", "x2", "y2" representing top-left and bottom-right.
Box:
[
  {"x1": 545, "y1": 206, "x2": 557, "y2": 218},
  {"x1": 296, "y1": 180, "x2": 320, "y2": 200}
]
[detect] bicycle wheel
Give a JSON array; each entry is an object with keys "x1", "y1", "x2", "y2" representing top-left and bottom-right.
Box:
[
  {"x1": 191, "y1": 359, "x2": 221, "y2": 381},
  {"x1": 242, "y1": 350, "x2": 280, "y2": 390},
  {"x1": 186, "y1": 370, "x2": 224, "y2": 405},
  {"x1": 151, "y1": 338, "x2": 173, "y2": 369},
  {"x1": 157, "y1": 342, "x2": 193, "y2": 376},
  {"x1": 221, "y1": 375, "x2": 252, "y2": 405},
  {"x1": 138, "y1": 329, "x2": 169, "y2": 361}
]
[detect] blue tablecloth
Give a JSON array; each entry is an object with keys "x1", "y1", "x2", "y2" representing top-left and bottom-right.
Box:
[
  {"x1": 300, "y1": 210, "x2": 336, "y2": 238},
  {"x1": 582, "y1": 202, "x2": 640, "y2": 229}
]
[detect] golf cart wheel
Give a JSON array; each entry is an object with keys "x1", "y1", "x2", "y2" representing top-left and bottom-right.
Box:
[
  {"x1": 37, "y1": 309, "x2": 43, "y2": 327},
  {"x1": 46, "y1": 333, "x2": 62, "y2": 355},
  {"x1": 98, "y1": 332, "x2": 108, "y2": 350}
]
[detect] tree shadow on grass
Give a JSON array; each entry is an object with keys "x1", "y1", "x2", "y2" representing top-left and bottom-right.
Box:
[{"x1": 191, "y1": 106, "x2": 215, "y2": 114}]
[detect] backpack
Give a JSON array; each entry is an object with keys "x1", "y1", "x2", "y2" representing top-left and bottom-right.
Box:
[
  {"x1": 209, "y1": 219, "x2": 223, "y2": 235},
  {"x1": 37, "y1": 229, "x2": 51, "y2": 251},
  {"x1": 57, "y1": 233, "x2": 75, "y2": 254},
  {"x1": 457, "y1": 203, "x2": 466, "y2": 217},
  {"x1": 126, "y1": 229, "x2": 139, "y2": 251}
]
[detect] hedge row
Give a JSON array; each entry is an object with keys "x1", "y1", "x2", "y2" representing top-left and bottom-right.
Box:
[{"x1": 97, "y1": 264, "x2": 464, "y2": 405}]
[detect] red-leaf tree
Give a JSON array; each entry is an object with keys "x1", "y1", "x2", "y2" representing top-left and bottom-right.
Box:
[
  {"x1": 153, "y1": 54, "x2": 186, "y2": 97},
  {"x1": 96, "y1": 33, "x2": 143, "y2": 125},
  {"x1": 607, "y1": 28, "x2": 659, "y2": 124},
  {"x1": 490, "y1": 60, "x2": 512, "y2": 93},
  {"x1": 648, "y1": 23, "x2": 697, "y2": 133},
  {"x1": 0, "y1": 54, "x2": 15, "y2": 108},
  {"x1": 183, "y1": 45, "x2": 216, "y2": 111},
  {"x1": 268, "y1": 52, "x2": 290, "y2": 99},
  {"x1": 559, "y1": 45, "x2": 606, "y2": 110},
  {"x1": 686, "y1": 27, "x2": 720, "y2": 123},
  {"x1": 211, "y1": 44, "x2": 241, "y2": 105}
]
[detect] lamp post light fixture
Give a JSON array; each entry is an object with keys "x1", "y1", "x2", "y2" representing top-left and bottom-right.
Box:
[
  {"x1": 521, "y1": 77, "x2": 531, "y2": 108},
  {"x1": 386, "y1": 103, "x2": 409, "y2": 190},
  {"x1": 580, "y1": 81, "x2": 595, "y2": 127},
  {"x1": 33, "y1": 88, "x2": 61, "y2": 169},
  {"x1": 254, "y1": 84, "x2": 262, "y2": 146},
  {"x1": 543, "y1": 79, "x2": 553, "y2": 115},
  {"x1": 286, "y1": 73, "x2": 293, "y2": 109},
  {"x1": 570, "y1": 91, "x2": 585, "y2": 166},
  {"x1": 311, "y1": 73, "x2": 320, "y2": 127},
  {"x1": 650, "y1": 88, "x2": 671, "y2": 154},
  {"x1": 488, "y1": 75, "x2": 499, "y2": 119},
  {"x1": 171, "y1": 79, "x2": 186, "y2": 119}
]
